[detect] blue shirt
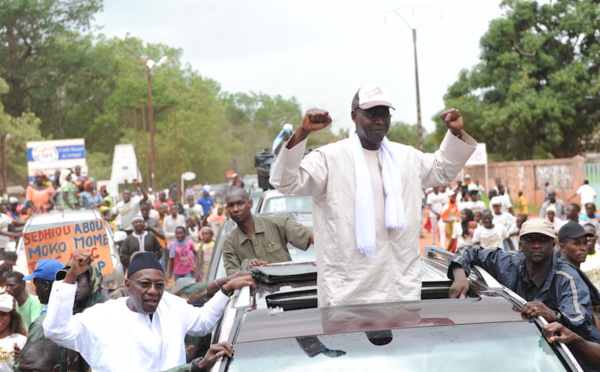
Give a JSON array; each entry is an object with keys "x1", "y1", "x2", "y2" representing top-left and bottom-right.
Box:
[{"x1": 197, "y1": 196, "x2": 215, "y2": 216}]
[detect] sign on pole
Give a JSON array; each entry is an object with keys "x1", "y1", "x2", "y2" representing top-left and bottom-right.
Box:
[
  {"x1": 22, "y1": 219, "x2": 114, "y2": 276},
  {"x1": 27, "y1": 139, "x2": 87, "y2": 181}
]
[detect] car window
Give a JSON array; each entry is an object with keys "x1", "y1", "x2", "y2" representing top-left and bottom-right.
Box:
[
  {"x1": 227, "y1": 322, "x2": 567, "y2": 371},
  {"x1": 263, "y1": 196, "x2": 311, "y2": 213}
]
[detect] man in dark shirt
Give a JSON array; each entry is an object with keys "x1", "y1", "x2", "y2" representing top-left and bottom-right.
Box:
[
  {"x1": 119, "y1": 214, "x2": 163, "y2": 272},
  {"x1": 449, "y1": 218, "x2": 600, "y2": 370}
]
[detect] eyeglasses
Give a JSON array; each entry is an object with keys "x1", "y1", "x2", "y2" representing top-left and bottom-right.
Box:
[
  {"x1": 130, "y1": 278, "x2": 165, "y2": 290},
  {"x1": 354, "y1": 108, "x2": 392, "y2": 121},
  {"x1": 521, "y1": 235, "x2": 554, "y2": 244}
]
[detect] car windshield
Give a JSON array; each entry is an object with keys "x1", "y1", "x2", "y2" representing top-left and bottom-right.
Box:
[
  {"x1": 263, "y1": 196, "x2": 311, "y2": 213},
  {"x1": 227, "y1": 322, "x2": 567, "y2": 372}
]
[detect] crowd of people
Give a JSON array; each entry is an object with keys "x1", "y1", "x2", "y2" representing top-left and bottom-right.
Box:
[
  {"x1": 423, "y1": 174, "x2": 600, "y2": 368},
  {"x1": 1, "y1": 83, "x2": 599, "y2": 370}
]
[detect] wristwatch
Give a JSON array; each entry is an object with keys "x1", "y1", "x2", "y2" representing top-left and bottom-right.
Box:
[
  {"x1": 221, "y1": 286, "x2": 234, "y2": 297},
  {"x1": 190, "y1": 357, "x2": 206, "y2": 372}
]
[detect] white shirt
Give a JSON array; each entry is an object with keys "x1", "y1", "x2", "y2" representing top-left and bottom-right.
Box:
[
  {"x1": 270, "y1": 130, "x2": 476, "y2": 307},
  {"x1": 469, "y1": 200, "x2": 486, "y2": 214},
  {"x1": 492, "y1": 212, "x2": 516, "y2": 230},
  {"x1": 426, "y1": 192, "x2": 446, "y2": 217},
  {"x1": 44, "y1": 281, "x2": 229, "y2": 372},
  {"x1": 577, "y1": 185, "x2": 597, "y2": 206},
  {"x1": 473, "y1": 224, "x2": 508, "y2": 249},
  {"x1": 451, "y1": 222, "x2": 473, "y2": 249},
  {"x1": 0, "y1": 333, "x2": 26, "y2": 372},
  {"x1": 163, "y1": 214, "x2": 186, "y2": 246},
  {"x1": 0, "y1": 214, "x2": 11, "y2": 249},
  {"x1": 499, "y1": 193, "x2": 512, "y2": 214},
  {"x1": 114, "y1": 196, "x2": 142, "y2": 231}
]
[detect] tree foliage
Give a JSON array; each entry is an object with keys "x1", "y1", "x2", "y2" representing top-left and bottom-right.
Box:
[
  {"x1": 0, "y1": 78, "x2": 44, "y2": 186},
  {"x1": 387, "y1": 122, "x2": 436, "y2": 153},
  {"x1": 437, "y1": 0, "x2": 600, "y2": 161},
  {"x1": 0, "y1": 1, "x2": 341, "y2": 189}
]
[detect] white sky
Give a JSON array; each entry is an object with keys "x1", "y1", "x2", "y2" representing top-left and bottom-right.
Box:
[{"x1": 93, "y1": 0, "x2": 507, "y2": 134}]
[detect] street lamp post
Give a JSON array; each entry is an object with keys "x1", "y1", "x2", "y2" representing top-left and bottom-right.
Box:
[
  {"x1": 181, "y1": 172, "x2": 196, "y2": 203},
  {"x1": 141, "y1": 55, "x2": 168, "y2": 191}
]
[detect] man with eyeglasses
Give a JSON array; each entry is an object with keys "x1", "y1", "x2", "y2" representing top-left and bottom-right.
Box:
[
  {"x1": 43, "y1": 250, "x2": 254, "y2": 371},
  {"x1": 269, "y1": 84, "x2": 477, "y2": 307},
  {"x1": 449, "y1": 218, "x2": 600, "y2": 370}
]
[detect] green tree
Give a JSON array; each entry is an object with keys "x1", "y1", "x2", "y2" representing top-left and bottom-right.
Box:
[
  {"x1": 0, "y1": 78, "x2": 44, "y2": 187},
  {"x1": 438, "y1": 0, "x2": 600, "y2": 161},
  {"x1": 222, "y1": 92, "x2": 304, "y2": 177},
  {"x1": 387, "y1": 122, "x2": 436, "y2": 153},
  {"x1": 0, "y1": 0, "x2": 103, "y2": 124}
]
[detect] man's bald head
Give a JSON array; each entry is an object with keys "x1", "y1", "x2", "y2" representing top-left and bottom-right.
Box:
[
  {"x1": 225, "y1": 187, "x2": 249, "y2": 203},
  {"x1": 19, "y1": 339, "x2": 61, "y2": 372}
]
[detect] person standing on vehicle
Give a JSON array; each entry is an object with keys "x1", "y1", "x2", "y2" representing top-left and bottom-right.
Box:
[
  {"x1": 269, "y1": 84, "x2": 477, "y2": 307},
  {"x1": 222, "y1": 188, "x2": 313, "y2": 275},
  {"x1": 449, "y1": 218, "x2": 600, "y2": 370},
  {"x1": 43, "y1": 250, "x2": 253, "y2": 372},
  {"x1": 112, "y1": 180, "x2": 149, "y2": 235},
  {"x1": 119, "y1": 214, "x2": 163, "y2": 273}
]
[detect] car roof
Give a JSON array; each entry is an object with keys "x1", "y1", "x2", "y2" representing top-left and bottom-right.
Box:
[
  {"x1": 236, "y1": 295, "x2": 525, "y2": 343},
  {"x1": 24, "y1": 209, "x2": 103, "y2": 233}
]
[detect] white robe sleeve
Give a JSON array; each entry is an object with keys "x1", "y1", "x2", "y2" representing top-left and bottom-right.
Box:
[
  {"x1": 180, "y1": 291, "x2": 231, "y2": 337},
  {"x1": 43, "y1": 281, "x2": 85, "y2": 351},
  {"x1": 269, "y1": 138, "x2": 328, "y2": 197},
  {"x1": 418, "y1": 130, "x2": 477, "y2": 188}
]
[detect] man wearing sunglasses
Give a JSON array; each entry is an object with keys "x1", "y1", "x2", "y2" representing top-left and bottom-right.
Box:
[
  {"x1": 43, "y1": 250, "x2": 254, "y2": 371},
  {"x1": 449, "y1": 218, "x2": 600, "y2": 370},
  {"x1": 269, "y1": 84, "x2": 477, "y2": 308}
]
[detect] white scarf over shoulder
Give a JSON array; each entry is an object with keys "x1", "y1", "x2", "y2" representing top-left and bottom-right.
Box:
[{"x1": 352, "y1": 132, "x2": 405, "y2": 257}]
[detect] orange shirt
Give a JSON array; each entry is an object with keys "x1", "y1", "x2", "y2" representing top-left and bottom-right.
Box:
[{"x1": 26, "y1": 185, "x2": 55, "y2": 212}]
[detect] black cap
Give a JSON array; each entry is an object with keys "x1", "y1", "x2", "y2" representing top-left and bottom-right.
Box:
[
  {"x1": 558, "y1": 221, "x2": 594, "y2": 242},
  {"x1": 128, "y1": 251, "x2": 164, "y2": 277}
]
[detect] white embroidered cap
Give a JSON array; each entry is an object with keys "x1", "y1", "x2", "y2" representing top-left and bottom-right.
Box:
[{"x1": 351, "y1": 84, "x2": 395, "y2": 111}]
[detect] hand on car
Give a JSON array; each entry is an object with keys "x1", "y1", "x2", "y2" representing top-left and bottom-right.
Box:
[
  {"x1": 521, "y1": 301, "x2": 555, "y2": 322},
  {"x1": 199, "y1": 342, "x2": 234, "y2": 369},
  {"x1": 448, "y1": 267, "x2": 469, "y2": 298},
  {"x1": 542, "y1": 322, "x2": 580, "y2": 344},
  {"x1": 248, "y1": 258, "x2": 267, "y2": 268},
  {"x1": 223, "y1": 274, "x2": 255, "y2": 292}
]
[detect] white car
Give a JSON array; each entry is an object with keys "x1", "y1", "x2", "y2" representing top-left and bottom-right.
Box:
[
  {"x1": 254, "y1": 190, "x2": 311, "y2": 214},
  {"x1": 16, "y1": 209, "x2": 124, "y2": 290}
]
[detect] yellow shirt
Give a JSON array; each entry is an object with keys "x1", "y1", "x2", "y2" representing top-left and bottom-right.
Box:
[{"x1": 518, "y1": 195, "x2": 528, "y2": 215}]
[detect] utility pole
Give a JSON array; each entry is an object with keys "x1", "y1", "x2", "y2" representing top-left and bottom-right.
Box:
[
  {"x1": 392, "y1": 9, "x2": 427, "y2": 151},
  {"x1": 141, "y1": 55, "x2": 168, "y2": 191},
  {"x1": 411, "y1": 28, "x2": 423, "y2": 151},
  {"x1": 143, "y1": 63, "x2": 157, "y2": 191}
]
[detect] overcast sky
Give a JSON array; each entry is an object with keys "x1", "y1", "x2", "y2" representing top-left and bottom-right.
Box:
[{"x1": 93, "y1": 0, "x2": 508, "y2": 134}]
